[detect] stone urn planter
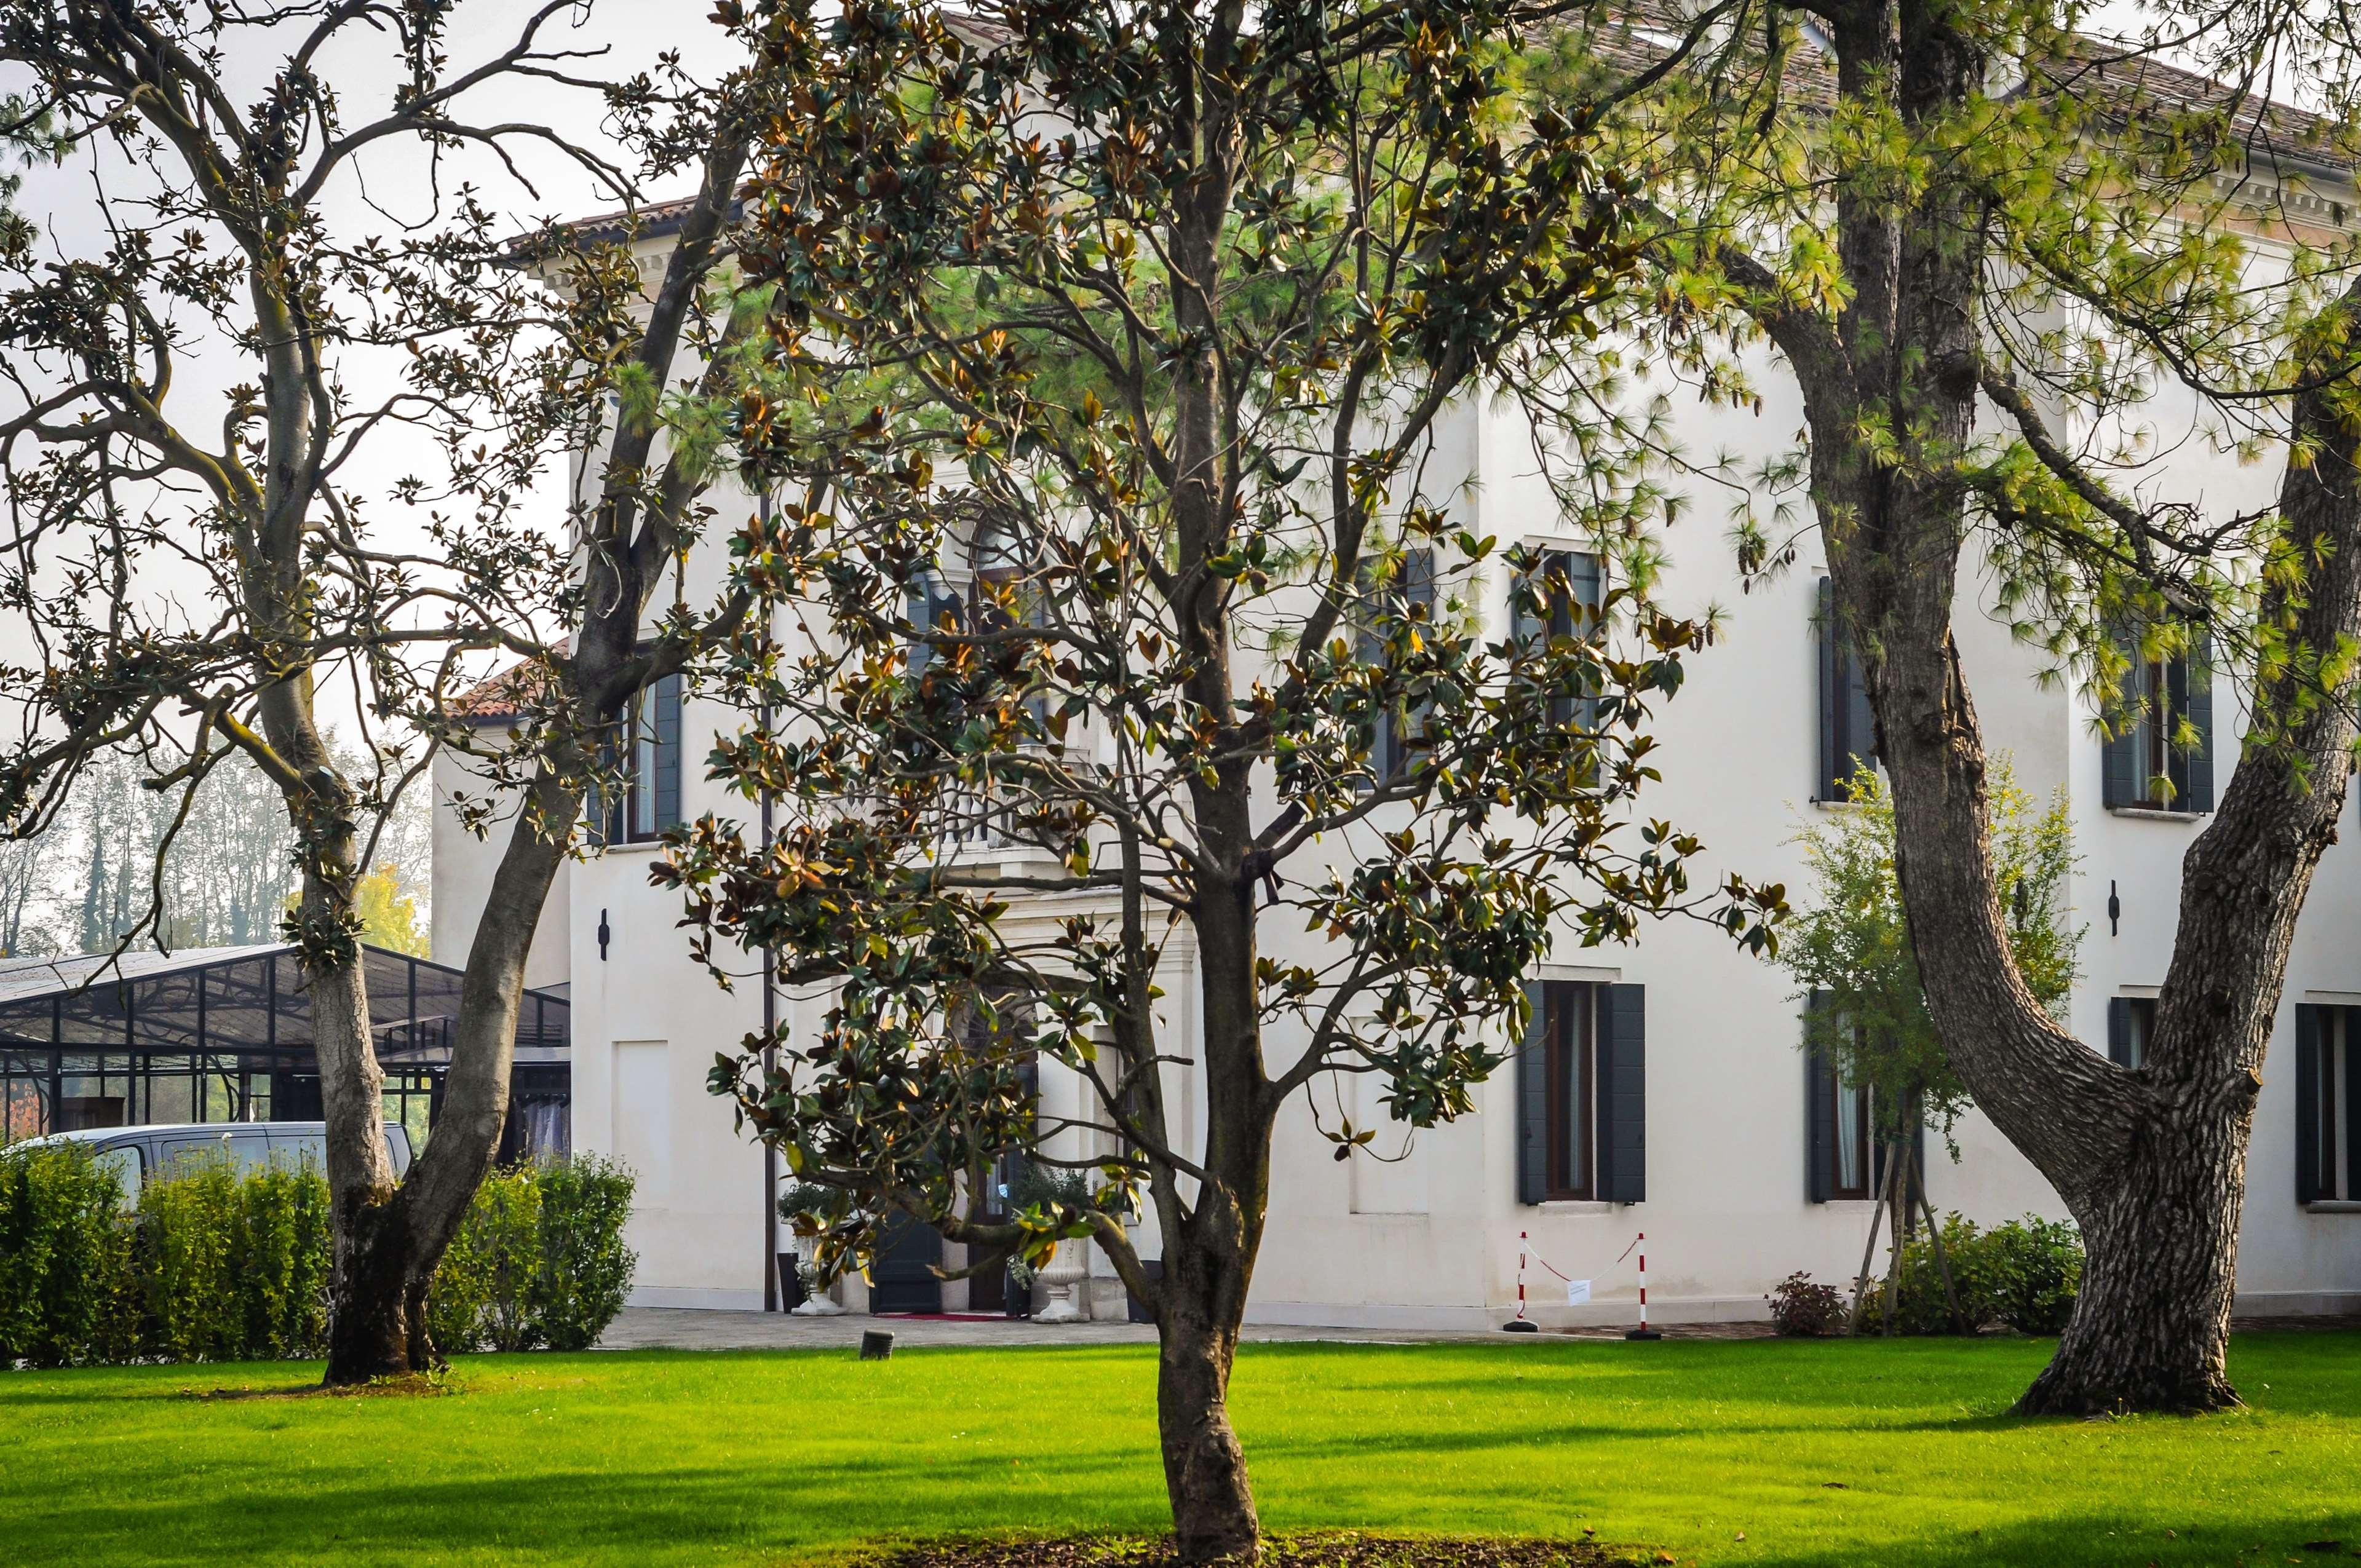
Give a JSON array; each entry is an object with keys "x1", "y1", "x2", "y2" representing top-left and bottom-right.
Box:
[{"x1": 1033, "y1": 1238, "x2": 1090, "y2": 1323}]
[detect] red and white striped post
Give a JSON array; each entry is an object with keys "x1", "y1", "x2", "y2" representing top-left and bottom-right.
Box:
[
  {"x1": 1624, "y1": 1230, "x2": 1662, "y2": 1340},
  {"x1": 1502, "y1": 1229, "x2": 1538, "y2": 1332}
]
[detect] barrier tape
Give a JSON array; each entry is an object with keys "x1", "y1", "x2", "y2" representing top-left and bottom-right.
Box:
[{"x1": 1506, "y1": 1229, "x2": 1652, "y2": 1335}]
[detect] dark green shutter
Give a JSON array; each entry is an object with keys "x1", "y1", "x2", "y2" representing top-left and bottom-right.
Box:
[
  {"x1": 1816, "y1": 579, "x2": 1874, "y2": 800},
  {"x1": 2346, "y1": 1007, "x2": 2361, "y2": 1202},
  {"x1": 1805, "y1": 991, "x2": 1833, "y2": 1203},
  {"x1": 1517, "y1": 982, "x2": 1547, "y2": 1205},
  {"x1": 2183, "y1": 629, "x2": 2215, "y2": 812},
  {"x1": 2102, "y1": 626, "x2": 2140, "y2": 808},
  {"x1": 651, "y1": 674, "x2": 683, "y2": 830},
  {"x1": 1817, "y1": 579, "x2": 1841, "y2": 800},
  {"x1": 1842, "y1": 630, "x2": 1875, "y2": 786},
  {"x1": 1389, "y1": 548, "x2": 1437, "y2": 777},
  {"x1": 2296, "y1": 1004, "x2": 2322, "y2": 1206},
  {"x1": 2106, "y1": 998, "x2": 2134, "y2": 1067},
  {"x1": 1595, "y1": 983, "x2": 1646, "y2": 1203}
]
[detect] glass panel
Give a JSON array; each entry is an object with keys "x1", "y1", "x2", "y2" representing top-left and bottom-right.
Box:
[
  {"x1": 1553, "y1": 986, "x2": 1587, "y2": 1196},
  {"x1": 1835, "y1": 1077, "x2": 1866, "y2": 1193},
  {"x1": 91, "y1": 1146, "x2": 141, "y2": 1209},
  {"x1": 265, "y1": 1131, "x2": 328, "y2": 1173},
  {"x1": 632, "y1": 692, "x2": 657, "y2": 838},
  {"x1": 157, "y1": 1132, "x2": 239, "y2": 1176},
  {"x1": 148, "y1": 1069, "x2": 194, "y2": 1125}
]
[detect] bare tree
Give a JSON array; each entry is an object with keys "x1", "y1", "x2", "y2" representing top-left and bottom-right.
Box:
[{"x1": 0, "y1": 0, "x2": 763, "y2": 1381}]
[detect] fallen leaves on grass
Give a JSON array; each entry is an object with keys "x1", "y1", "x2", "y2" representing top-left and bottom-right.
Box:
[
  {"x1": 184, "y1": 1374, "x2": 450, "y2": 1402},
  {"x1": 855, "y1": 1532, "x2": 1649, "y2": 1568}
]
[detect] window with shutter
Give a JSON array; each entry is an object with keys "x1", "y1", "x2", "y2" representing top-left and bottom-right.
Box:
[
  {"x1": 2106, "y1": 996, "x2": 2155, "y2": 1068},
  {"x1": 1515, "y1": 978, "x2": 1627, "y2": 1203},
  {"x1": 2296, "y1": 1004, "x2": 2360, "y2": 1205},
  {"x1": 2103, "y1": 623, "x2": 2215, "y2": 812},
  {"x1": 605, "y1": 671, "x2": 686, "y2": 844},
  {"x1": 1815, "y1": 577, "x2": 1877, "y2": 801}
]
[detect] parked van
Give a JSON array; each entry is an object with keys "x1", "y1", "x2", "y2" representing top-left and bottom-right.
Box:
[{"x1": 24, "y1": 1122, "x2": 415, "y2": 1204}]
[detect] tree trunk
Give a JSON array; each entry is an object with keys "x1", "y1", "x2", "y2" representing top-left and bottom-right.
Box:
[
  {"x1": 318, "y1": 767, "x2": 575, "y2": 1385},
  {"x1": 1916, "y1": 1175, "x2": 1961, "y2": 1331},
  {"x1": 1156, "y1": 1306, "x2": 1260, "y2": 1562},
  {"x1": 1847, "y1": 1150, "x2": 1897, "y2": 1332},
  {"x1": 324, "y1": 1198, "x2": 438, "y2": 1380},
  {"x1": 2018, "y1": 1090, "x2": 2250, "y2": 1413}
]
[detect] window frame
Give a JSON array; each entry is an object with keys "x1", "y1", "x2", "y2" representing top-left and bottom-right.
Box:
[
  {"x1": 1514, "y1": 547, "x2": 1603, "y2": 732},
  {"x1": 2104, "y1": 621, "x2": 2213, "y2": 813}
]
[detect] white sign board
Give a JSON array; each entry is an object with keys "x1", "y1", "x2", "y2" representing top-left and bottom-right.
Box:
[{"x1": 1565, "y1": 1279, "x2": 1592, "y2": 1305}]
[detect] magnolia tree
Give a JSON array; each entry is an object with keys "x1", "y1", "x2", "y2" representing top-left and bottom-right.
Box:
[
  {"x1": 658, "y1": 0, "x2": 1782, "y2": 1555},
  {"x1": 1572, "y1": 0, "x2": 2361, "y2": 1409},
  {"x1": 0, "y1": 1, "x2": 768, "y2": 1380}
]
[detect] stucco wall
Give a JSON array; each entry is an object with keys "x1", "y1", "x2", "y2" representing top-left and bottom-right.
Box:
[{"x1": 436, "y1": 308, "x2": 2361, "y2": 1326}]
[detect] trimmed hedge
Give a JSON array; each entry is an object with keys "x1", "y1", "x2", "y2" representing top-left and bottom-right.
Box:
[
  {"x1": 427, "y1": 1156, "x2": 638, "y2": 1353},
  {"x1": 0, "y1": 1141, "x2": 135, "y2": 1366},
  {"x1": 0, "y1": 1141, "x2": 634, "y2": 1367}
]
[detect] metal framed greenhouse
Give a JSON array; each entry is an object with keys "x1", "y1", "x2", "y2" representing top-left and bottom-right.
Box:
[{"x1": 0, "y1": 943, "x2": 569, "y2": 1159}]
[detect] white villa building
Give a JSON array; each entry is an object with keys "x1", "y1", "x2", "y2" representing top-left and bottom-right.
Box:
[{"x1": 432, "y1": 203, "x2": 2361, "y2": 1332}]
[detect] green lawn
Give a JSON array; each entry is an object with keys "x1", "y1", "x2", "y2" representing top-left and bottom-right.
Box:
[{"x1": 4, "y1": 1333, "x2": 2359, "y2": 1566}]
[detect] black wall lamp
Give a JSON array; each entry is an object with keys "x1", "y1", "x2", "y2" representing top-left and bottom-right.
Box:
[
  {"x1": 598, "y1": 908, "x2": 611, "y2": 961},
  {"x1": 2107, "y1": 880, "x2": 2121, "y2": 938}
]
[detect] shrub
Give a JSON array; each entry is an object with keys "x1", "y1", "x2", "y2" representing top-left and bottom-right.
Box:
[
  {"x1": 532, "y1": 1155, "x2": 636, "y2": 1351},
  {"x1": 1982, "y1": 1215, "x2": 2082, "y2": 1335},
  {"x1": 1860, "y1": 1211, "x2": 1995, "y2": 1336},
  {"x1": 0, "y1": 1142, "x2": 136, "y2": 1367},
  {"x1": 1764, "y1": 1272, "x2": 1847, "y2": 1336},
  {"x1": 2, "y1": 1144, "x2": 632, "y2": 1369},
  {"x1": 1860, "y1": 1211, "x2": 2084, "y2": 1336},
  {"x1": 236, "y1": 1163, "x2": 332, "y2": 1359},
  {"x1": 428, "y1": 1165, "x2": 544, "y2": 1353},
  {"x1": 426, "y1": 1156, "x2": 637, "y2": 1355},
  {"x1": 135, "y1": 1156, "x2": 335, "y2": 1363},
  {"x1": 139, "y1": 1161, "x2": 247, "y2": 1361}
]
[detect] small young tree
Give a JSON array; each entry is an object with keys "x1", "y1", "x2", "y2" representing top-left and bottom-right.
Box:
[
  {"x1": 0, "y1": 1, "x2": 768, "y2": 1380},
  {"x1": 1780, "y1": 757, "x2": 2081, "y2": 1327},
  {"x1": 1785, "y1": 757, "x2": 2080, "y2": 1142},
  {"x1": 661, "y1": 1, "x2": 1784, "y2": 1555}
]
